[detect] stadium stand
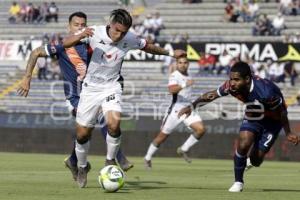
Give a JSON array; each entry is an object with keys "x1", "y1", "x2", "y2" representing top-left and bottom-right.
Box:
[
  {"x1": 0, "y1": 0, "x2": 300, "y2": 42},
  {"x1": 156, "y1": 0, "x2": 300, "y2": 42},
  {"x1": 0, "y1": 0, "x2": 118, "y2": 40}
]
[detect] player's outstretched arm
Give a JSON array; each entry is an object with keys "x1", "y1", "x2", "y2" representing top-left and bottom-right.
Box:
[
  {"x1": 17, "y1": 46, "x2": 48, "y2": 97},
  {"x1": 178, "y1": 89, "x2": 220, "y2": 118},
  {"x1": 142, "y1": 43, "x2": 186, "y2": 58},
  {"x1": 63, "y1": 27, "x2": 94, "y2": 48}
]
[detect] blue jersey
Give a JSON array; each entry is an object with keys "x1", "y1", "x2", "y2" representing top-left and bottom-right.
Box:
[
  {"x1": 45, "y1": 43, "x2": 90, "y2": 107},
  {"x1": 217, "y1": 76, "x2": 287, "y2": 121},
  {"x1": 217, "y1": 76, "x2": 287, "y2": 152}
]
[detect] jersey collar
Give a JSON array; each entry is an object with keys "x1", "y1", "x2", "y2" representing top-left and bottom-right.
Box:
[{"x1": 102, "y1": 25, "x2": 113, "y2": 44}]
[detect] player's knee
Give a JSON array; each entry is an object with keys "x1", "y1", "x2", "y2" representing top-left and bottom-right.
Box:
[
  {"x1": 107, "y1": 124, "x2": 121, "y2": 137},
  {"x1": 76, "y1": 135, "x2": 89, "y2": 144},
  {"x1": 194, "y1": 126, "x2": 206, "y2": 137},
  {"x1": 250, "y1": 158, "x2": 263, "y2": 167},
  {"x1": 250, "y1": 154, "x2": 264, "y2": 167},
  {"x1": 238, "y1": 140, "x2": 252, "y2": 153}
]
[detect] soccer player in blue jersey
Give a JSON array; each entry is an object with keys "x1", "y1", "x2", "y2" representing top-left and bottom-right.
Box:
[
  {"x1": 17, "y1": 12, "x2": 133, "y2": 183},
  {"x1": 178, "y1": 61, "x2": 299, "y2": 192}
]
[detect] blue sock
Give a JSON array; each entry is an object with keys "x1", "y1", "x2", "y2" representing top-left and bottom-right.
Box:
[
  {"x1": 69, "y1": 140, "x2": 78, "y2": 166},
  {"x1": 116, "y1": 148, "x2": 125, "y2": 162},
  {"x1": 234, "y1": 151, "x2": 246, "y2": 183},
  {"x1": 98, "y1": 115, "x2": 126, "y2": 163}
]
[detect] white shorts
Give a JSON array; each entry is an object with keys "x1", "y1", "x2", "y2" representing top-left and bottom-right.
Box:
[
  {"x1": 76, "y1": 82, "x2": 122, "y2": 127},
  {"x1": 161, "y1": 103, "x2": 202, "y2": 134}
]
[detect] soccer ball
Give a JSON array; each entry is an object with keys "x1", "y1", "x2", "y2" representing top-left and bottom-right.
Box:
[{"x1": 98, "y1": 165, "x2": 125, "y2": 192}]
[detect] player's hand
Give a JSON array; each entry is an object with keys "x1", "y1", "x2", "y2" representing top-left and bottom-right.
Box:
[
  {"x1": 173, "y1": 49, "x2": 187, "y2": 59},
  {"x1": 78, "y1": 27, "x2": 94, "y2": 39},
  {"x1": 17, "y1": 76, "x2": 31, "y2": 97},
  {"x1": 178, "y1": 106, "x2": 192, "y2": 118},
  {"x1": 286, "y1": 133, "x2": 299, "y2": 146},
  {"x1": 186, "y1": 80, "x2": 194, "y2": 87}
]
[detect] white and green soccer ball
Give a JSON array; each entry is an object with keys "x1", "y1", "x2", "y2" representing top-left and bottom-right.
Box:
[{"x1": 98, "y1": 165, "x2": 125, "y2": 192}]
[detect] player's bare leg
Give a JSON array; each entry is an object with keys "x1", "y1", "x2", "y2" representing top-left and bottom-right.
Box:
[
  {"x1": 144, "y1": 131, "x2": 169, "y2": 169},
  {"x1": 75, "y1": 124, "x2": 93, "y2": 188},
  {"x1": 104, "y1": 111, "x2": 121, "y2": 166},
  {"x1": 229, "y1": 131, "x2": 254, "y2": 192},
  {"x1": 246, "y1": 148, "x2": 266, "y2": 171},
  {"x1": 177, "y1": 121, "x2": 205, "y2": 163}
]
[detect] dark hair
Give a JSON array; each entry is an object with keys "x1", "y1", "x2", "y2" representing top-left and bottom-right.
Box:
[
  {"x1": 110, "y1": 9, "x2": 132, "y2": 28},
  {"x1": 230, "y1": 61, "x2": 252, "y2": 79},
  {"x1": 68, "y1": 12, "x2": 87, "y2": 23}
]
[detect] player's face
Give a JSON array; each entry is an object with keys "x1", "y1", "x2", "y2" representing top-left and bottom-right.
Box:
[
  {"x1": 68, "y1": 16, "x2": 87, "y2": 34},
  {"x1": 177, "y1": 57, "x2": 189, "y2": 73},
  {"x1": 229, "y1": 72, "x2": 249, "y2": 93},
  {"x1": 108, "y1": 22, "x2": 129, "y2": 42}
]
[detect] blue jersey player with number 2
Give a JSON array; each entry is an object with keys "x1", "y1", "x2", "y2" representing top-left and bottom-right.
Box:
[{"x1": 179, "y1": 61, "x2": 299, "y2": 192}]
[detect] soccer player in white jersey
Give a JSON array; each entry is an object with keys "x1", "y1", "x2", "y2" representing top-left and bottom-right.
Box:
[
  {"x1": 63, "y1": 9, "x2": 186, "y2": 188},
  {"x1": 144, "y1": 57, "x2": 206, "y2": 169}
]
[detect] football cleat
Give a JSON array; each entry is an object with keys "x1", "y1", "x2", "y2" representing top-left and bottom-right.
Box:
[
  {"x1": 144, "y1": 158, "x2": 152, "y2": 170},
  {"x1": 64, "y1": 157, "x2": 78, "y2": 181},
  {"x1": 245, "y1": 158, "x2": 253, "y2": 171},
  {"x1": 119, "y1": 158, "x2": 134, "y2": 172},
  {"x1": 77, "y1": 163, "x2": 91, "y2": 188},
  {"x1": 177, "y1": 147, "x2": 192, "y2": 163},
  {"x1": 228, "y1": 182, "x2": 244, "y2": 192}
]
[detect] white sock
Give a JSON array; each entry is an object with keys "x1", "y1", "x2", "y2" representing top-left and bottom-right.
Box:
[
  {"x1": 75, "y1": 140, "x2": 90, "y2": 168},
  {"x1": 180, "y1": 134, "x2": 199, "y2": 152},
  {"x1": 144, "y1": 143, "x2": 158, "y2": 161},
  {"x1": 106, "y1": 133, "x2": 121, "y2": 160}
]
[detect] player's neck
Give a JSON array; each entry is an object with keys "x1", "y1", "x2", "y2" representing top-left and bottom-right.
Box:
[{"x1": 178, "y1": 70, "x2": 188, "y2": 76}]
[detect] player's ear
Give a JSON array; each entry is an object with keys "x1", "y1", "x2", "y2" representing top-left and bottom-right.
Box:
[{"x1": 245, "y1": 75, "x2": 251, "y2": 83}]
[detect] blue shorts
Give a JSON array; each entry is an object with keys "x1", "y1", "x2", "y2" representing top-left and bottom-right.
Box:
[
  {"x1": 68, "y1": 96, "x2": 80, "y2": 109},
  {"x1": 240, "y1": 119, "x2": 282, "y2": 153}
]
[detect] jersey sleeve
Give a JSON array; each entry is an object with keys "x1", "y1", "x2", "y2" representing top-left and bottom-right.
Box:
[
  {"x1": 127, "y1": 32, "x2": 146, "y2": 50},
  {"x1": 168, "y1": 73, "x2": 179, "y2": 86},
  {"x1": 217, "y1": 80, "x2": 230, "y2": 97},
  {"x1": 44, "y1": 44, "x2": 65, "y2": 57}
]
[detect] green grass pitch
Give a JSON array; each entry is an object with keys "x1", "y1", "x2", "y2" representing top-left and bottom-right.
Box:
[{"x1": 0, "y1": 152, "x2": 300, "y2": 200}]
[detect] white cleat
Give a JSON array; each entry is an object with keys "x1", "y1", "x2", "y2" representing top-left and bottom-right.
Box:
[
  {"x1": 144, "y1": 158, "x2": 152, "y2": 170},
  {"x1": 228, "y1": 182, "x2": 244, "y2": 192},
  {"x1": 245, "y1": 158, "x2": 253, "y2": 171}
]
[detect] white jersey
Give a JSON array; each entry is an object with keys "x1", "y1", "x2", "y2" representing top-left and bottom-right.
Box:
[
  {"x1": 85, "y1": 25, "x2": 146, "y2": 86},
  {"x1": 168, "y1": 70, "x2": 193, "y2": 105},
  {"x1": 162, "y1": 70, "x2": 201, "y2": 134}
]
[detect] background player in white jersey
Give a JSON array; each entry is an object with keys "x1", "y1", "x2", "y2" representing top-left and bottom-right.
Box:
[
  {"x1": 63, "y1": 9, "x2": 186, "y2": 188},
  {"x1": 144, "y1": 57, "x2": 206, "y2": 169}
]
